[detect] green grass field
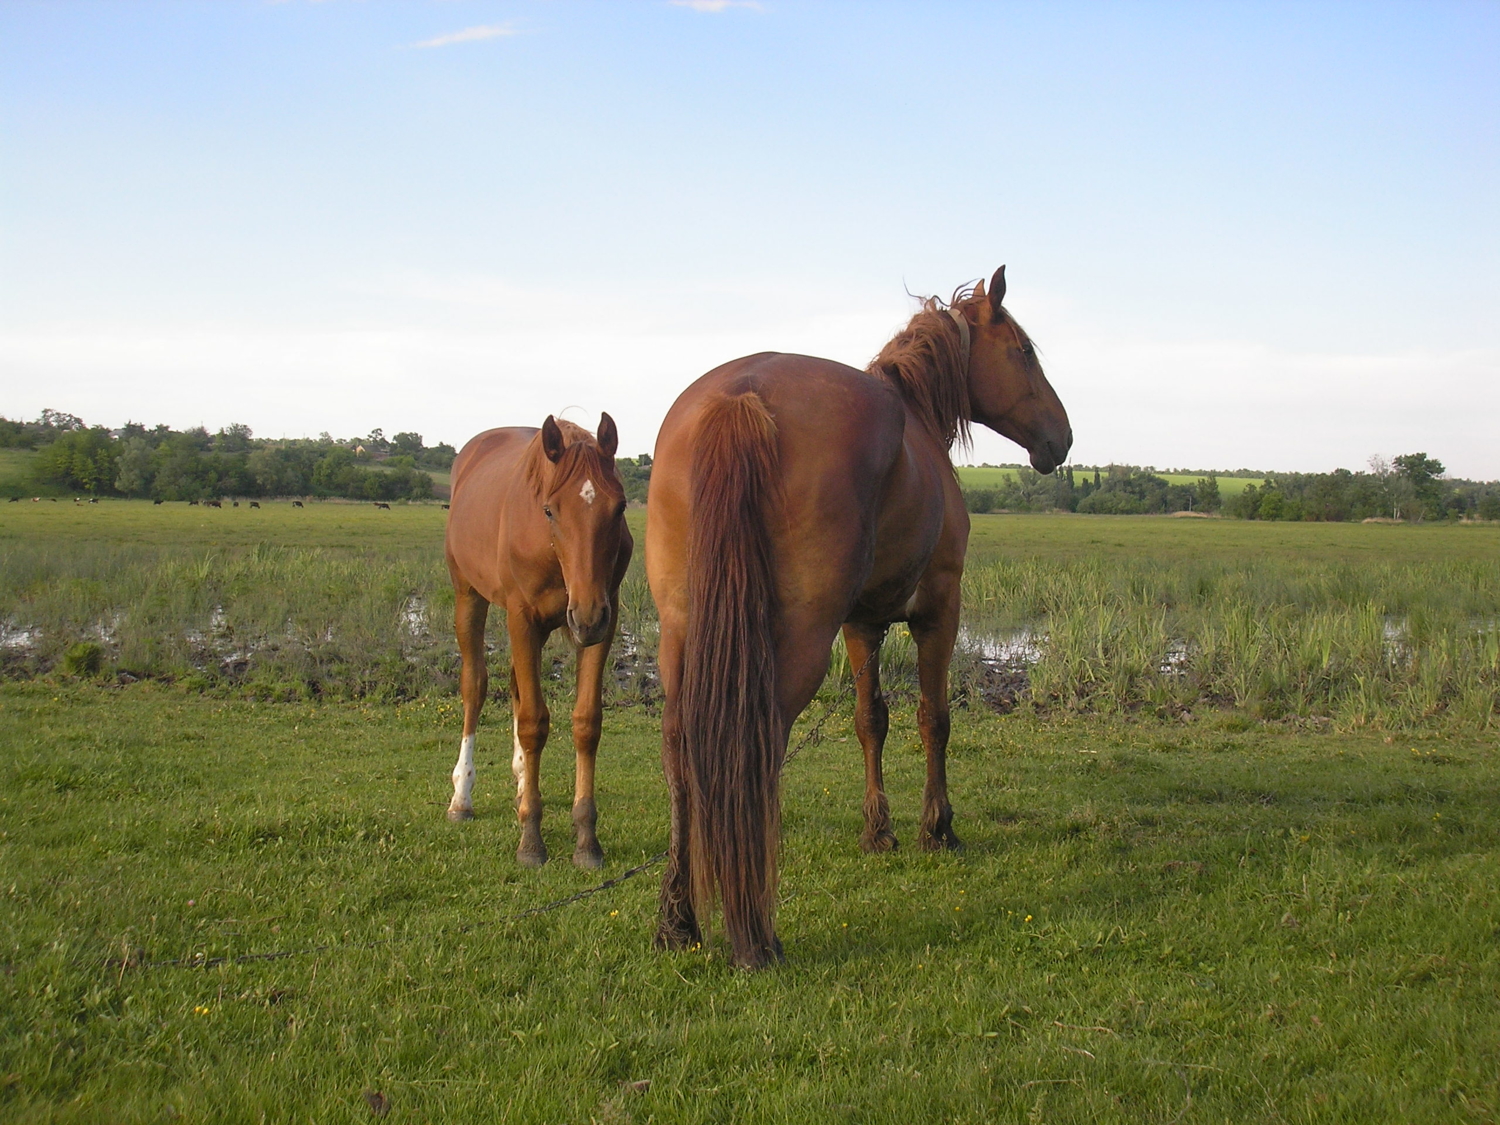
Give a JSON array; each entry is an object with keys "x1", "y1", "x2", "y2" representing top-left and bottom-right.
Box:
[
  {"x1": 0, "y1": 450, "x2": 68, "y2": 500},
  {"x1": 4, "y1": 685, "x2": 1499, "y2": 1123},
  {"x1": 0, "y1": 495, "x2": 451, "y2": 552},
  {"x1": 2, "y1": 503, "x2": 1499, "y2": 1122},
  {"x1": 956, "y1": 466, "x2": 1260, "y2": 498}
]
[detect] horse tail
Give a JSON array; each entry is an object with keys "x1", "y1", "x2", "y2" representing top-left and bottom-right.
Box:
[{"x1": 680, "y1": 390, "x2": 786, "y2": 967}]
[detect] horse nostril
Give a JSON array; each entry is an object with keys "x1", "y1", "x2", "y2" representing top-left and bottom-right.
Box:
[{"x1": 568, "y1": 605, "x2": 611, "y2": 644}]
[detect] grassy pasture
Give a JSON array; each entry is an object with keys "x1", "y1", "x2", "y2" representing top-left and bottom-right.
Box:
[
  {"x1": 956, "y1": 466, "x2": 1260, "y2": 498},
  {"x1": 0, "y1": 495, "x2": 451, "y2": 552},
  {"x1": 0, "y1": 450, "x2": 67, "y2": 500},
  {"x1": 962, "y1": 511, "x2": 1500, "y2": 566},
  {"x1": 4, "y1": 684, "x2": 1500, "y2": 1123}
]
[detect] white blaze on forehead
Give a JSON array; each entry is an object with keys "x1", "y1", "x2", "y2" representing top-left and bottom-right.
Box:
[{"x1": 579, "y1": 478, "x2": 596, "y2": 505}]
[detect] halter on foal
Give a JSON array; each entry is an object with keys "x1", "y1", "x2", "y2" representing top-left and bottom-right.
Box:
[
  {"x1": 444, "y1": 415, "x2": 633, "y2": 868},
  {"x1": 647, "y1": 266, "x2": 1072, "y2": 967}
]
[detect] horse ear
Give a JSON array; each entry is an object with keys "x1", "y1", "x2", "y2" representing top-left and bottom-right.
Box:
[
  {"x1": 596, "y1": 412, "x2": 619, "y2": 459},
  {"x1": 973, "y1": 277, "x2": 986, "y2": 300},
  {"x1": 541, "y1": 416, "x2": 565, "y2": 463},
  {"x1": 989, "y1": 265, "x2": 1007, "y2": 315}
]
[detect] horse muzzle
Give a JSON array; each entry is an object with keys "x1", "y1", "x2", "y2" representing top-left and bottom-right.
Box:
[
  {"x1": 1029, "y1": 428, "x2": 1073, "y2": 475},
  {"x1": 567, "y1": 603, "x2": 612, "y2": 648}
]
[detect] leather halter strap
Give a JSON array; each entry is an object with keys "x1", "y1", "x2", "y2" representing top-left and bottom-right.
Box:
[{"x1": 946, "y1": 305, "x2": 972, "y2": 377}]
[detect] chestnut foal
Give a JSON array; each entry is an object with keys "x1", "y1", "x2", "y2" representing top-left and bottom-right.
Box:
[{"x1": 444, "y1": 414, "x2": 633, "y2": 868}]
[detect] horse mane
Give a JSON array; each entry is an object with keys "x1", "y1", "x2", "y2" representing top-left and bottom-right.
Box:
[
  {"x1": 523, "y1": 420, "x2": 622, "y2": 497},
  {"x1": 867, "y1": 286, "x2": 977, "y2": 450}
]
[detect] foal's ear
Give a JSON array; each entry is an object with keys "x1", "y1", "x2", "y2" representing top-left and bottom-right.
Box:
[
  {"x1": 541, "y1": 416, "x2": 566, "y2": 463},
  {"x1": 596, "y1": 412, "x2": 619, "y2": 459},
  {"x1": 988, "y1": 265, "x2": 1007, "y2": 315}
]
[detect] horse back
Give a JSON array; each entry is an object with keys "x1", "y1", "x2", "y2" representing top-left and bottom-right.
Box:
[
  {"x1": 650, "y1": 353, "x2": 928, "y2": 627},
  {"x1": 446, "y1": 427, "x2": 540, "y2": 605}
]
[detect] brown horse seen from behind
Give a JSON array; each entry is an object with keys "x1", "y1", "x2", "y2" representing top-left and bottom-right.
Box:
[
  {"x1": 647, "y1": 266, "x2": 1072, "y2": 967},
  {"x1": 445, "y1": 415, "x2": 633, "y2": 868}
]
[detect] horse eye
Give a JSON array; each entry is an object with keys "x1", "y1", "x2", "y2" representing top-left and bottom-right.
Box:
[{"x1": 542, "y1": 505, "x2": 554, "y2": 519}]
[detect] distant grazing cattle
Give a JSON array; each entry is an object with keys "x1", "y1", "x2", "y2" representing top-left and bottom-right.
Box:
[
  {"x1": 89, "y1": 498, "x2": 99, "y2": 504},
  {"x1": 188, "y1": 499, "x2": 199, "y2": 506},
  {"x1": 249, "y1": 501, "x2": 260, "y2": 509},
  {"x1": 232, "y1": 501, "x2": 240, "y2": 508},
  {"x1": 206, "y1": 500, "x2": 222, "y2": 509},
  {"x1": 48, "y1": 498, "x2": 57, "y2": 503},
  {"x1": 7, "y1": 497, "x2": 17, "y2": 503},
  {"x1": 153, "y1": 499, "x2": 163, "y2": 506},
  {"x1": 292, "y1": 500, "x2": 304, "y2": 508},
  {"x1": 374, "y1": 502, "x2": 391, "y2": 510}
]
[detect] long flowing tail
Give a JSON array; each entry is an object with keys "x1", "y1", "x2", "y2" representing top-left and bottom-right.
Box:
[{"x1": 680, "y1": 391, "x2": 786, "y2": 968}]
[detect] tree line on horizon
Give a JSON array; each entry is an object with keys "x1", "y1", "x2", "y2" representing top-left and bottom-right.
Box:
[
  {"x1": 0, "y1": 411, "x2": 454, "y2": 502},
  {"x1": 0, "y1": 409, "x2": 658, "y2": 505},
  {"x1": 961, "y1": 455, "x2": 1500, "y2": 522},
  {"x1": 3, "y1": 410, "x2": 1495, "y2": 520}
]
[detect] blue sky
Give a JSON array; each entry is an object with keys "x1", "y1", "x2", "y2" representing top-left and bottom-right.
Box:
[{"x1": 3, "y1": 1, "x2": 1497, "y2": 476}]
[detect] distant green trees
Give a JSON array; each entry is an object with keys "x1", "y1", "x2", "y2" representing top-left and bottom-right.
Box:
[
  {"x1": 961, "y1": 455, "x2": 1498, "y2": 522},
  {"x1": 616, "y1": 454, "x2": 652, "y2": 503},
  {"x1": 1, "y1": 412, "x2": 444, "y2": 501},
  {"x1": 963, "y1": 465, "x2": 1221, "y2": 516},
  {"x1": 8, "y1": 407, "x2": 1496, "y2": 520},
  {"x1": 1226, "y1": 453, "x2": 1497, "y2": 522},
  {"x1": 0, "y1": 409, "x2": 84, "y2": 450}
]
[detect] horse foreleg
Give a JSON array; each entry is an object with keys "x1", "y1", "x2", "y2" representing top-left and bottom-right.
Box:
[
  {"x1": 570, "y1": 621, "x2": 613, "y2": 869},
  {"x1": 508, "y1": 609, "x2": 551, "y2": 867},
  {"x1": 448, "y1": 584, "x2": 490, "y2": 822},
  {"x1": 654, "y1": 631, "x2": 700, "y2": 950},
  {"x1": 842, "y1": 623, "x2": 896, "y2": 852},
  {"x1": 911, "y1": 595, "x2": 962, "y2": 852}
]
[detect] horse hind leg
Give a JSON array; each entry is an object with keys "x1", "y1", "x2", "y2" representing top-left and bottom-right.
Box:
[
  {"x1": 842, "y1": 623, "x2": 897, "y2": 853},
  {"x1": 653, "y1": 632, "x2": 701, "y2": 950},
  {"x1": 448, "y1": 584, "x2": 490, "y2": 822}
]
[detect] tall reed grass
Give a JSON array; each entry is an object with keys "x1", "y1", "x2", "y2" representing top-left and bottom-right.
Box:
[
  {"x1": 3, "y1": 538, "x2": 1496, "y2": 727},
  {"x1": 956, "y1": 556, "x2": 1500, "y2": 729},
  {"x1": 0, "y1": 542, "x2": 458, "y2": 700}
]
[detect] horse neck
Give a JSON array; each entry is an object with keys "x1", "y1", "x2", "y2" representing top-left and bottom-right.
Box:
[{"x1": 871, "y1": 310, "x2": 971, "y2": 450}]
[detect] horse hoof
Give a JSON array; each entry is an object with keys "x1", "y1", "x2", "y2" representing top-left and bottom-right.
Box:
[
  {"x1": 730, "y1": 942, "x2": 784, "y2": 971},
  {"x1": 573, "y1": 847, "x2": 605, "y2": 870},
  {"x1": 919, "y1": 831, "x2": 963, "y2": 853},
  {"x1": 653, "y1": 925, "x2": 698, "y2": 952},
  {"x1": 860, "y1": 830, "x2": 898, "y2": 854},
  {"x1": 446, "y1": 807, "x2": 474, "y2": 823},
  {"x1": 516, "y1": 846, "x2": 548, "y2": 868}
]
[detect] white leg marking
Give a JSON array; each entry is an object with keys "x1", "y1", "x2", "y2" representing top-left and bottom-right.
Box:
[
  {"x1": 449, "y1": 734, "x2": 476, "y2": 815},
  {"x1": 579, "y1": 478, "x2": 595, "y2": 504},
  {"x1": 512, "y1": 714, "x2": 526, "y2": 798}
]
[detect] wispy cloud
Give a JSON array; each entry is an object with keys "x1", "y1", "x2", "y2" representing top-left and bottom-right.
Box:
[
  {"x1": 411, "y1": 24, "x2": 520, "y2": 49},
  {"x1": 669, "y1": 1, "x2": 764, "y2": 12}
]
